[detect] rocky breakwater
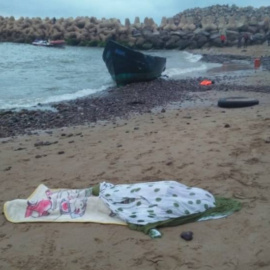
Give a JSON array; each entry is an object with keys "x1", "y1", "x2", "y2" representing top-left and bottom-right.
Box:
[{"x1": 0, "y1": 4, "x2": 270, "y2": 49}]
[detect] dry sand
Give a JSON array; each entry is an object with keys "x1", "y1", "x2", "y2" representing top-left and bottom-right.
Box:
[
  {"x1": 1, "y1": 45, "x2": 270, "y2": 270},
  {"x1": 190, "y1": 43, "x2": 270, "y2": 58}
]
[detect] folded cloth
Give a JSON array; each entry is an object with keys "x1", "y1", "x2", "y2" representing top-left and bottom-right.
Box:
[{"x1": 4, "y1": 184, "x2": 126, "y2": 225}]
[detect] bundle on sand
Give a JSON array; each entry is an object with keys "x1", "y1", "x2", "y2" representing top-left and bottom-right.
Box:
[{"x1": 4, "y1": 181, "x2": 241, "y2": 237}]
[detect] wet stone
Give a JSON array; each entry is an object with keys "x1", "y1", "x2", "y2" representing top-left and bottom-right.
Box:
[{"x1": 180, "y1": 231, "x2": 193, "y2": 241}]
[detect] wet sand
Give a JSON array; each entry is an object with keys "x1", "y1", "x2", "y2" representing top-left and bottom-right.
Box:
[{"x1": 1, "y1": 45, "x2": 270, "y2": 270}]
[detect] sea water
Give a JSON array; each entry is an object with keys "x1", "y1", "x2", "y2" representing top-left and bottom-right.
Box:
[{"x1": 0, "y1": 42, "x2": 221, "y2": 110}]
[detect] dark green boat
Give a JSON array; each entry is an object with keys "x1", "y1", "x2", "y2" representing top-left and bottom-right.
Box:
[{"x1": 102, "y1": 40, "x2": 166, "y2": 86}]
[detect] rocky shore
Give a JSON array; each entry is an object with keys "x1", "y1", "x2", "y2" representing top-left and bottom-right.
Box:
[
  {"x1": 1, "y1": 4, "x2": 270, "y2": 49},
  {"x1": 1, "y1": 53, "x2": 270, "y2": 139}
]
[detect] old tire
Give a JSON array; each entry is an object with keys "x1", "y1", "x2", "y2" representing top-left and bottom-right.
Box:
[{"x1": 218, "y1": 97, "x2": 259, "y2": 108}]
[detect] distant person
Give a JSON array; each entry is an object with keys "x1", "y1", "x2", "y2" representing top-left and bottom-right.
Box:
[
  {"x1": 220, "y1": 34, "x2": 226, "y2": 45},
  {"x1": 249, "y1": 34, "x2": 254, "y2": 45},
  {"x1": 237, "y1": 34, "x2": 242, "y2": 48},
  {"x1": 52, "y1": 17, "x2": 56, "y2": 24},
  {"x1": 243, "y1": 33, "x2": 249, "y2": 48}
]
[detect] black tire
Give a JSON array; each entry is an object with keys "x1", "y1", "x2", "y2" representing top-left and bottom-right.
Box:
[{"x1": 218, "y1": 97, "x2": 259, "y2": 108}]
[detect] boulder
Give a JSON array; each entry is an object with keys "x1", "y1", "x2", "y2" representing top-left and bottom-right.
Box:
[
  {"x1": 142, "y1": 28, "x2": 153, "y2": 38},
  {"x1": 225, "y1": 30, "x2": 239, "y2": 41},
  {"x1": 182, "y1": 23, "x2": 196, "y2": 31},
  {"x1": 209, "y1": 37, "x2": 224, "y2": 47},
  {"x1": 178, "y1": 16, "x2": 187, "y2": 29},
  {"x1": 131, "y1": 29, "x2": 141, "y2": 37},
  {"x1": 194, "y1": 29, "x2": 210, "y2": 37},
  {"x1": 203, "y1": 23, "x2": 218, "y2": 31},
  {"x1": 151, "y1": 38, "x2": 165, "y2": 49},
  {"x1": 89, "y1": 17, "x2": 98, "y2": 24},
  {"x1": 171, "y1": 30, "x2": 187, "y2": 37},
  {"x1": 188, "y1": 40, "x2": 200, "y2": 49},
  {"x1": 135, "y1": 37, "x2": 145, "y2": 46},
  {"x1": 159, "y1": 30, "x2": 170, "y2": 41},
  {"x1": 163, "y1": 18, "x2": 177, "y2": 31},
  {"x1": 125, "y1": 18, "x2": 131, "y2": 28},
  {"x1": 236, "y1": 22, "x2": 249, "y2": 31},
  {"x1": 65, "y1": 31, "x2": 78, "y2": 39},
  {"x1": 64, "y1": 18, "x2": 74, "y2": 28},
  {"x1": 143, "y1": 17, "x2": 156, "y2": 30},
  {"x1": 178, "y1": 39, "x2": 191, "y2": 50},
  {"x1": 202, "y1": 16, "x2": 217, "y2": 31},
  {"x1": 141, "y1": 41, "x2": 153, "y2": 50},
  {"x1": 217, "y1": 16, "x2": 227, "y2": 30},
  {"x1": 118, "y1": 26, "x2": 128, "y2": 34},
  {"x1": 165, "y1": 35, "x2": 180, "y2": 49},
  {"x1": 133, "y1": 17, "x2": 142, "y2": 29},
  {"x1": 209, "y1": 33, "x2": 220, "y2": 40},
  {"x1": 85, "y1": 22, "x2": 96, "y2": 30},
  {"x1": 249, "y1": 16, "x2": 259, "y2": 26},
  {"x1": 182, "y1": 17, "x2": 196, "y2": 31},
  {"x1": 262, "y1": 17, "x2": 270, "y2": 30},
  {"x1": 75, "y1": 19, "x2": 86, "y2": 29},
  {"x1": 227, "y1": 16, "x2": 237, "y2": 30},
  {"x1": 160, "y1": 17, "x2": 167, "y2": 28},
  {"x1": 247, "y1": 26, "x2": 259, "y2": 34},
  {"x1": 195, "y1": 35, "x2": 208, "y2": 48},
  {"x1": 252, "y1": 33, "x2": 265, "y2": 43},
  {"x1": 99, "y1": 33, "x2": 108, "y2": 42}
]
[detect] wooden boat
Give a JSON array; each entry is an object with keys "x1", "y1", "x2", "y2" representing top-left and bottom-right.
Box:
[
  {"x1": 32, "y1": 39, "x2": 65, "y2": 48},
  {"x1": 102, "y1": 40, "x2": 166, "y2": 85}
]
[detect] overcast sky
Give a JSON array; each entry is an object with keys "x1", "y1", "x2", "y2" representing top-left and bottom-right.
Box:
[{"x1": 1, "y1": 0, "x2": 269, "y2": 24}]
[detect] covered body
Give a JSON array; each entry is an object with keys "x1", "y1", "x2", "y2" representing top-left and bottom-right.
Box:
[{"x1": 99, "y1": 180, "x2": 216, "y2": 225}]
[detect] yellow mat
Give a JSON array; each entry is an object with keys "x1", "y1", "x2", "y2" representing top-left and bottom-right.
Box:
[{"x1": 4, "y1": 184, "x2": 127, "y2": 225}]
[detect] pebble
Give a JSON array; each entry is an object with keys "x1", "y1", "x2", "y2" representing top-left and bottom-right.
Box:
[{"x1": 180, "y1": 231, "x2": 193, "y2": 241}]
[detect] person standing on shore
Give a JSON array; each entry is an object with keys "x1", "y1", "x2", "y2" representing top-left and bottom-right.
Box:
[
  {"x1": 267, "y1": 33, "x2": 270, "y2": 46},
  {"x1": 219, "y1": 28, "x2": 226, "y2": 46},
  {"x1": 220, "y1": 34, "x2": 226, "y2": 45},
  {"x1": 243, "y1": 33, "x2": 249, "y2": 48},
  {"x1": 237, "y1": 34, "x2": 242, "y2": 48}
]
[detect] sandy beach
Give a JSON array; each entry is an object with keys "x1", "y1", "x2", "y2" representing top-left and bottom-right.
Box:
[{"x1": 1, "y1": 44, "x2": 270, "y2": 270}]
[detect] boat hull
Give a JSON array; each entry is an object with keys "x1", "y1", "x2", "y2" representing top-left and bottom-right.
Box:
[{"x1": 102, "y1": 41, "x2": 166, "y2": 85}]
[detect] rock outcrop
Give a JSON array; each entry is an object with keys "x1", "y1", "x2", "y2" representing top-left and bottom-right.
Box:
[{"x1": 0, "y1": 4, "x2": 270, "y2": 49}]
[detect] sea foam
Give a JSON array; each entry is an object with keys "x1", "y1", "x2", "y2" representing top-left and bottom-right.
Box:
[
  {"x1": 0, "y1": 86, "x2": 109, "y2": 110},
  {"x1": 183, "y1": 51, "x2": 202, "y2": 62},
  {"x1": 163, "y1": 64, "x2": 207, "y2": 78}
]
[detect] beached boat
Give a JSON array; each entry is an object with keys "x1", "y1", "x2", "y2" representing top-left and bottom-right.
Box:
[
  {"x1": 32, "y1": 39, "x2": 65, "y2": 48},
  {"x1": 102, "y1": 40, "x2": 166, "y2": 85}
]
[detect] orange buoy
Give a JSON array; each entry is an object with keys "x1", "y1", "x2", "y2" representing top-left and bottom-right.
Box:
[{"x1": 200, "y1": 80, "x2": 213, "y2": 86}]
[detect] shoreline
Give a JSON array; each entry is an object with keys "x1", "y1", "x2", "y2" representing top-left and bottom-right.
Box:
[
  {"x1": 1, "y1": 45, "x2": 270, "y2": 139},
  {"x1": 1, "y1": 75, "x2": 269, "y2": 139}
]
